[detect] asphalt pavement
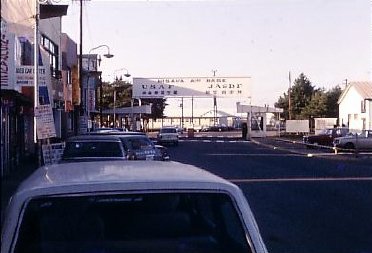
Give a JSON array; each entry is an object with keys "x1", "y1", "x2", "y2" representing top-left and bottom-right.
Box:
[{"x1": 1, "y1": 134, "x2": 371, "y2": 222}]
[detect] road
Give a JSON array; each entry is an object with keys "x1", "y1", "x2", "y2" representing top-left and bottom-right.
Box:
[{"x1": 167, "y1": 138, "x2": 372, "y2": 253}]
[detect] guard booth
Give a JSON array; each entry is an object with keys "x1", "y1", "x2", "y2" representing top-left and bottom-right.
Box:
[{"x1": 237, "y1": 102, "x2": 283, "y2": 138}]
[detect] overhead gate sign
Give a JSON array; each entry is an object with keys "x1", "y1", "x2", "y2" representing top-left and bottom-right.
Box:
[{"x1": 133, "y1": 77, "x2": 251, "y2": 98}]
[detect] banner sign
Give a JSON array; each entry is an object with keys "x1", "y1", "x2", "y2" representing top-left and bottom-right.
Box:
[
  {"x1": 133, "y1": 77, "x2": 251, "y2": 98},
  {"x1": 0, "y1": 19, "x2": 16, "y2": 90},
  {"x1": 15, "y1": 65, "x2": 48, "y2": 87}
]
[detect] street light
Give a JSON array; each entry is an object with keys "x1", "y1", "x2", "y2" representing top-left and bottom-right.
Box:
[
  {"x1": 86, "y1": 44, "x2": 114, "y2": 131},
  {"x1": 114, "y1": 67, "x2": 131, "y2": 81},
  {"x1": 111, "y1": 68, "x2": 131, "y2": 128}
]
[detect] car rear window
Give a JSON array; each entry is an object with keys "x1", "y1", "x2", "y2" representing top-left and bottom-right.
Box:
[
  {"x1": 14, "y1": 192, "x2": 251, "y2": 253},
  {"x1": 63, "y1": 141, "x2": 123, "y2": 158},
  {"x1": 120, "y1": 137, "x2": 154, "y2": 151},
  {"x1": 160, "y1": 128, "x2": 177, "y2": 133}
]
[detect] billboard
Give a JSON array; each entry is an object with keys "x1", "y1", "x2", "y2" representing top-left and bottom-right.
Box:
[
  {"x1": 133, "y1": 77, "x2": 251, "y2": 98},
  {"x1": 286, "y1": 120, "x2": 309, "y2": 133}
]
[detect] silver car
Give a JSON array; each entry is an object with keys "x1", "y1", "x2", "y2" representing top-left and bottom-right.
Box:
[
  {"x1": 2, "y1": 161, "x2": 268, "y2": 253},
  {"x1": 61, "y1": 135, "x2": 127, "y2": 162}
]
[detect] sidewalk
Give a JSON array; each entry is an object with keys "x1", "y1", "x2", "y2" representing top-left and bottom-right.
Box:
[{"x1": 1, "y1": 157, "x2": 39, "y2": 221}]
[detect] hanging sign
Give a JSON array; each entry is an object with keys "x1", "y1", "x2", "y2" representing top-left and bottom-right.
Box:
[{"x1": 133, "y1": 77, "x2": 251, "y2": 99}]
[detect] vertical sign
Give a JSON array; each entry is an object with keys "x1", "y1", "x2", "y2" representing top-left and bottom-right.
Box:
[{"x1": 0, "y1": 19, "x2": 15, "y2": 90}]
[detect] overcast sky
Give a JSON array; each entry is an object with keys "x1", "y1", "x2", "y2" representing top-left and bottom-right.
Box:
[{"x1": 61, "y1": 0, "x2": 371, "y2": 116}]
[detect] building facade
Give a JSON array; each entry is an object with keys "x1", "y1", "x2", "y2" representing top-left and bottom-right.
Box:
[
  {"x1": 1, "y1": 1, "x2": 71, "y2": 176},
  {"x1": 338, "y1": 82, "x2": 372, "y2": 131}
]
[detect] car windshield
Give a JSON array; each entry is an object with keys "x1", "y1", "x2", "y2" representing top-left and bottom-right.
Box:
[
  {"x1": 318, "y1": 129, "x2": 333, "y2": 135},
  {"x1": 14, "y1": 192, "x2": 251, "y2": 253}
]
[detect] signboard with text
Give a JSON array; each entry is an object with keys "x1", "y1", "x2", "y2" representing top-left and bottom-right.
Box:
[
  {"x1": 35, "y1": 105, "x2": 56, "y2": 139},
  {"x1": 133, "y1": 77, "x2": 251, "y2": 98},
  {"x1": 15, "y1": 65, "x2": 49, "y2": 88},
  {"x1": 0, "y1": 19, "x2": 16, "y2": 90}
]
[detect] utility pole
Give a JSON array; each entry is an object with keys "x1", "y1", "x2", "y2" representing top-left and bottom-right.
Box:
[
  {"x1": 181, "y1": 97, "x2": 184, "y2": 129},
  {"x1": 99, "y1": 73, "x2": 103, "y2": 127},
  {"x1": 288, "y1": 71, "x2": 292, "y2": 120},
  {"x1": 212, "y1": 69, "x2": 217, "y2": 126},
  {"x1": 33, "y1": 1, "x2": 40, "y2": 143},
  {"x1": 77, "y1": 0, "x2": 83, "y2": 134}
]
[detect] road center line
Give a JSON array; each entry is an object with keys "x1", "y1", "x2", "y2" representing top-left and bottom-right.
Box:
[
  {"x1": 206, "y1": 153, "x2": 302, "y2": 157},
  {"x1": 230, "y1": 177, "x2": 372, "y2": 183}
]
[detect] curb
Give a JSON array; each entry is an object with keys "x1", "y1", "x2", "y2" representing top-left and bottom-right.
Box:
[{"x1": 251, "y1": 138, "x2": 372, "y2": 161}]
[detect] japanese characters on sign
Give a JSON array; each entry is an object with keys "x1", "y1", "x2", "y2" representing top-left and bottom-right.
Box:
[
  {"x1": 1, "y1": 19, "x2": 16, "y2": 90},
  {"x1": 132, "y1": 77, "x2": 251, "y2": 98}
]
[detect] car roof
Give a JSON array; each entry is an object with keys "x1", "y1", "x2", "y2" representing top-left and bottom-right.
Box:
[
  {"x1": 84, "y1": 131, "x2": 146, "y2": 136},
  {"x1": 15, "y1": 161, "x2": 237, "y2": 198},
  {"x1": 112, "y1": 134, "x2": 150, "y2": 139},
  {"x1": 66, "y1": 135, "x2": 123, "y2": 141},
  {"x1": 3, "y1": 162, "x2": 268, "y2": 253}
]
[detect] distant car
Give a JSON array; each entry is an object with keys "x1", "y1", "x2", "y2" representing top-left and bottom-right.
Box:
[
  {"x1": 303, "y1": 127, "x2": 349, "y2": 148},
  {"x1": 333, "y1": 130, "x2": 372, "y2": 151},
  {"x1": 2, "y1": 161, "x2": 268, "y2": 253},
  {"x1": 200, "y1": 125, "x2": 229, "y2": 132},
  {"x1": 157, "y1": 127, "x2": 179, "y2": 145},
  {"x1": 115, "y1": 134, "x2": 168, "y2": 161},
  {"x1": 61, "y1": 135, "x2": 126, "y2": 162}
]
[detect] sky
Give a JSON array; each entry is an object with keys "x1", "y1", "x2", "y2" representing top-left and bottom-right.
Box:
[{"x1": 61, "y1": 0, "x2": 371, "y2": 117}]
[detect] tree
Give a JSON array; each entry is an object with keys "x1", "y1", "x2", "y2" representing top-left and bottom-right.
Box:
[
  {"x1": 141, "y1": 98, "x2": 168, "y2": 120},
  {"x1": 275, "y1": 73, "x2": 315, "y2": 119},
  {"x1": 325, "y1": 85, "x2": 342, "y2": 118},
  {"x1": 275, "y1": 73, "x2": 343, "y2": 120},
  {"x1": 99, "y1": 80, "x2": 167, "y2": 119},
  {"x1": 300, "y1": 89, "x2": 328, "y2": 119},
  {"x1": 275, "y1": 93, "x2": 290, "y2": 119},
  {"x1": 290, "y1": 73, "x2": 315, "y2": 119}
]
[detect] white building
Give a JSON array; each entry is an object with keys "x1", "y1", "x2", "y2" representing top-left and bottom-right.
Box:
[{"x1": 338, "y1": 82, "x2": 372, "y2": 131}]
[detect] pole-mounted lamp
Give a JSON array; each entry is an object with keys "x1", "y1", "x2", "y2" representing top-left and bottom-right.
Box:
[
  {"x1": 111, "y1": 68, "x2": 131, "y2": 127},
  {"x1": 114, "y1": 67, "x2": 131, "y2": 81},
  {"x1": 86, "y1": 44, "x2": 114, "y2": 131}
]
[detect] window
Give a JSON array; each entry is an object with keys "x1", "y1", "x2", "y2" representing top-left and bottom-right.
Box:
[
  {"x1": 66, "y1": 67, "x2": 72, "y2": 84},
  {"x1": 14, "y1": 192, "x2": 252, "y2": 253},
  {"x1": 40, "y1": 35, "x2": 59, "y2": 78},
  {"x1": 361, "y1": 100, "x2": 366, "y2": 113}
]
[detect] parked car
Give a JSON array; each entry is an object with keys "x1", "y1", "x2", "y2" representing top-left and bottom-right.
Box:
[
  {"x1": 90, "y1": 127, "x2": 124, "y2": 133},
  {"x1": 200, "y1": 124, "x2": 231, "y2": 132},
  {"x1": 303, "y1": 127, "x2": 349, "y2": 148},
  {"x1": 154, "y1": 144, "x2": 170, "y2": 161},
  {"x1": 115, "y1": 134, "x2": 169, "y2": 161},
  {"x1": 333, "y1": 130, "x2": 372, "y2": 151},
  {"x1": 61, "y1": 135, "x2": 127, "y2": 162},
  {"x1": 157, "y1": 127, "x2": 179, "y2": 145},
  {"x1": 87, "y1": 130, "x2": 145, "y2": 136},
  {"x1": 2, "y1": 161, "x2": 268, "y2": 253}
]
